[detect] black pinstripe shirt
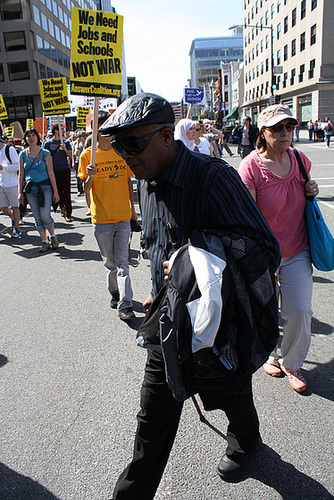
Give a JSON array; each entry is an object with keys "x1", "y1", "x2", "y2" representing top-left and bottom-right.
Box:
[{"x1": 138, "y1": 141, "x2": 280, "y2": 297}]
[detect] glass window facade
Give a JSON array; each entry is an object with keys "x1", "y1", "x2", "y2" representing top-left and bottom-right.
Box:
[
  {"x1": 4, "y1": 31, "x2": 26, "y2": 51},
  {"x1": 0, "y1": 0, "x2": 22, "y2": 20},
  {"x1": 8, "y1": 61, "x2": 30, "y2": 81}
]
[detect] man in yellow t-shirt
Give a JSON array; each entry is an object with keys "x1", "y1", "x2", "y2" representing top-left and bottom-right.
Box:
[{"x1": 78, "y1": 111, "x2": 137, "y2": 321}]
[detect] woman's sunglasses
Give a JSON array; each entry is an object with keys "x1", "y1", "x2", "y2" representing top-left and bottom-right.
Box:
[
  {"x1": 266, "y1": 122, "x2": 296, "y2": 133},
  {"x1": 111, "y1": 126, "x2": 166, "y2": 156}
]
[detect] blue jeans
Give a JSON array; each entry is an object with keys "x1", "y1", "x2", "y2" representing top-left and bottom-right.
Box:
[
  {"x1": 26, "y1": 187, "x2": 54, "y2": 232},
  {"x1": 93, "y1": 221, "x2": 133, "y2": 309}
]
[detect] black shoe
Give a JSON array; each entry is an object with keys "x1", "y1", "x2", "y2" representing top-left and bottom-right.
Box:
[
  {"x1": 119, "y1": 307, "x2": 135, "y2": 321},
  {"x1": 110, "y1": 292, "x2": 120, "y2": 309},
  {"x1": 217, "y1": 438, "x2": 262, "y2": 482}
]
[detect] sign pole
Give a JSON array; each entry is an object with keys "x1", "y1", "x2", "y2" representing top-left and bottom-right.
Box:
[
  {"x1": 57, "y1": 115, "x2": 63, "y2": 145},
  {"x1": 91, "y1": 97, "x2": 99, "y2": 167}
]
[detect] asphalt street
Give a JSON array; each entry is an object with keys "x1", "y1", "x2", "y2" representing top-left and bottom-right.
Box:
[{"x1": 1, "y1": 133, "x2": 333, "y2": 500}]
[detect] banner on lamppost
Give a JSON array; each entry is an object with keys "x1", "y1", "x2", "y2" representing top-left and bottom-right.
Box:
[
  {"x1": 214, "y1": 101, "x2": 226, "y2": 111},
  {"x1": 70, "y1": 7, "x2": 123, "y2": 97},
  {"x1": 183, "y1": 88, "x2": 206, "y2": 105}
]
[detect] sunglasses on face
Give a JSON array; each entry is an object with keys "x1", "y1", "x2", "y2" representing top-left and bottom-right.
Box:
[
  {"x1": 267, "y1": 122, "x2": 296, "y2": 133},
  {"x1": 195, "y1": 128, "x2": 201, "y2": 131},
  {"x1": 111, "y1": 126, "x2": 166, "y2": 156}
]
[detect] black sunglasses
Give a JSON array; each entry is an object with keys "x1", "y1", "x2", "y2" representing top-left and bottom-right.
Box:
[
  {"x1": 111, "y1": 126, "x2": 166, "y2": 156},
  {"x1": 195, "y1": 128, "x2": 201, "y2": 131},
  {"x1": 267, "y1": 122, "x2": 296, "y2": 133}
]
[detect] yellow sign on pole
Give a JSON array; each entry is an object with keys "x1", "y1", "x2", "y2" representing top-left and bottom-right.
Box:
[
  {"x1": 39, "y1": 77, "x2": 70, "y2": 116},
  {"x1": 26, "y1": 119, "x2": 34, "y2": 130},
  {"x1": 77, "y1": 106, "x2": 91, "y2": 128},
  {"x1": 4, "y1": 126, "x2": 14, "y2": 137},
  {"x1": 70, "y1": 7, "x2": 123, "y2": 97},
  {"x1": 0, "y1": 95, "x2": 8, "y2": 120}
]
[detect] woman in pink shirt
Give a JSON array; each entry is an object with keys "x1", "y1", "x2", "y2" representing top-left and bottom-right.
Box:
[{"x1": 239, "y1": 105, "x2": 319, "y2": 393}]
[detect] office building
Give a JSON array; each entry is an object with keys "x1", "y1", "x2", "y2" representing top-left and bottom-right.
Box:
[
  {"x1": 189, "y1": 28, "x2": 243, "y2": 110},
  {"x1": 243, "y1": 0, "x2": 334, "y2": 123},
  {"x1": 0, "y1": 0, "x2": 131, "y2": 129}
]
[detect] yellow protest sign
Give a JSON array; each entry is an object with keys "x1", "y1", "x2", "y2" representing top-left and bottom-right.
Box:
[
  {"x1": 77, "y1": 106, "x2": 91, "y2": 128},
  {"x1": 26, "y1": 119, "x2": 34, "y2": 130},
  {"x1": 70, "y1": 7, "x2": 123, "y2": 97},
  {"x1": 0, "y1": 94, "x2": 8, "y2": 120},
  {"x1": 4, "y1": 126, "x2": 14, "y2": 137},
  {"x1": 39, "y1": 77, "x2": 70, "y2": 116}
]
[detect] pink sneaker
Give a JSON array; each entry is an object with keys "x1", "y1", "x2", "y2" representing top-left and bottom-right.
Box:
[
  {"x1": 263, "y1": 362, "x2": 282, "y2": 377},
  {"x1": 281, "y1": 367, "x2": 307, "y2": 392}
]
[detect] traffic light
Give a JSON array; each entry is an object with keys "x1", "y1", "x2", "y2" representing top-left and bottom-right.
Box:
[
  {"x1": 272, "y1": 76, "x2": 277, "y2": 90},
  {"x1": 275, "y1": 95, "x2": 281, "y2": 104}
]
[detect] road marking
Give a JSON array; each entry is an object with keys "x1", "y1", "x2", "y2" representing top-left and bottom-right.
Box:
[
  {"x1": 314, "y1": 177, "x2": 334, "y2": 180},
  {"x1": 318, "y1": 184, "x2": 334, "y2": 188},
  {"x1": 319, "y1": 200, "x2": 334, "y2": 210}
]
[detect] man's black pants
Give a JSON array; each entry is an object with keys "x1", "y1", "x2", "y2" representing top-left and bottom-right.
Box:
[
  {"x1": 112, "y1": 349, "x2": 260, "y2": 500},
  {"x1": 55, "y1": 168, "x2": 72, "y2": 217}
]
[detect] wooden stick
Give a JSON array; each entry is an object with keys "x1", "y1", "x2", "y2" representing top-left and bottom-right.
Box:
[
  {"x1": 90, "y1": 96, "x2": 99, "y2": 167},
  {"x1": 191, "y1": 395, "x2": 205, "y2": 421}
]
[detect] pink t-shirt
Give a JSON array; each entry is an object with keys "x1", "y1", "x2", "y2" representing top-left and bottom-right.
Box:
[{"x1": 238, "y1": 148, "x2": 311, "y2": 258}]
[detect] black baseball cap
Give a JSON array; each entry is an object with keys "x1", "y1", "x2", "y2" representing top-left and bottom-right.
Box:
[{"x1": 99, "y1": 93, "x2": 175, "y2": 136}]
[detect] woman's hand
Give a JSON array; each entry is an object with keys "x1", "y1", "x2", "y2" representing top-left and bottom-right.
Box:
[
  {"x1": 18, "y1": 193, "x2": 23, "y2": 204},
  {"x1": 305, "y1": 179, "x2": 319, "y2": 197},
  {"x1": 53, "y1": 191, "x2": 60, "y2": 204}
]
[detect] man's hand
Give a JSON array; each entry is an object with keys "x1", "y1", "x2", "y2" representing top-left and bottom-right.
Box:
[
  {"x1": 163, "y1": 260, "x2": 170, "y2": 280},
  {"x1": 86, "y1": 164, "x2": 97, "y2": 177},
  {"x1": 143, "y1": 295, "x2": 154, "y2": 312}
]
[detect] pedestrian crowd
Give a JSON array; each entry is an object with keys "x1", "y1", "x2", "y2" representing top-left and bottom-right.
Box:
[
  {"x1": 0, "y1": 95, "x2": 329, "y2": 499},
  {"x1": 307, "y1": 117, "x2": 333, "y2": 146}
]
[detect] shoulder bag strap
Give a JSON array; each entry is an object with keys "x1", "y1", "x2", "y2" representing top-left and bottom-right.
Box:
[{"x1": 292, "y1": 147, "x2": 313, "y2": 201}]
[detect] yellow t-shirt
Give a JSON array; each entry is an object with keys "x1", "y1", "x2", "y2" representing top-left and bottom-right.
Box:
[{"x1": 78, "y1": 146, "x2": 133, "y2": 224}]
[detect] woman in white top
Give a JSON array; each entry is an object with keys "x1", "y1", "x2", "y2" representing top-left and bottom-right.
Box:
[
  {"x1": 193, "y1": 122, "x2": 212, "y2": 155},
  {"x1": 174, "y1": 119, "x2": 196, "y2": 150}
]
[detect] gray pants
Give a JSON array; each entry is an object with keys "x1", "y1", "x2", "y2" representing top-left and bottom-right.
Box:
[
  {"x1": 269, "y1": 249, "x2": 313, "y2": 370},
  {"x1": 93, "y1": 221, "x2": 133, "y2": 310}
]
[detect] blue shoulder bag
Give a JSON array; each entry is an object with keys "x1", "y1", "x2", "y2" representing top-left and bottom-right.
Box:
[{"x1": 293, "y1": 148, "x2": 334, "y2": 271}]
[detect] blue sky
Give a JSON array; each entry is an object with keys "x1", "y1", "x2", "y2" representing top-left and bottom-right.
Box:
[{"x1": 110, "y1": 0, "x2": 244, "y2": 102}]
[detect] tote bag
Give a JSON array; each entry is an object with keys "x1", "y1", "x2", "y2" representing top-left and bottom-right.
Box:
[{"x1": 293, "y1": 148, "x2": 334, "y2": 272}]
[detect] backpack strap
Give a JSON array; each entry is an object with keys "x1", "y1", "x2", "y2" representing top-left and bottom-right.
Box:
[{"x1": 5, "y1": 144, "x2": 12, "y2": 164}]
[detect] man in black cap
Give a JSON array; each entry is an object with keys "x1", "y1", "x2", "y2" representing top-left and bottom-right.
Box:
[{"x1": 99, "y1": 93, "x2": 280, "y2": 499}]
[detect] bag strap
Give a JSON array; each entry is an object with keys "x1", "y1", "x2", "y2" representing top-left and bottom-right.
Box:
[
  {"x1": 292, "y1": 147, "x2": 313, "y2": 202},
  {"x1": 5, "y1": 144, "x2": 12, "y2": 164},
  {"x1": 51, "y1": 144, "x2": 61, "y2": 157},
  {"x1": 24, "y1": 148, "x2": 43, "y2": 177}
]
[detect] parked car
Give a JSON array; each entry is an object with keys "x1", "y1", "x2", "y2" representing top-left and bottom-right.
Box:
[{"x1": 224, "y1": 125, "x2": 239, "y2": 144}]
